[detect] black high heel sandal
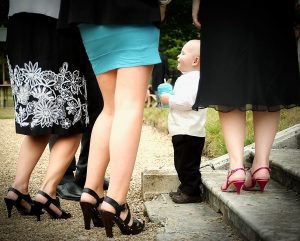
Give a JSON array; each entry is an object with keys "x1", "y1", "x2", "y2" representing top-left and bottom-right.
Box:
[
  {"x1": 80, "y1": 188, "x2": 104, "y2": 229},
  {"x1": 101, "y1": 196, "x2": 145, "y2": 238},
  {"x1": 4, "y1": 187, "x2": 43, "y2": 218},
  {"x1": 34, "y1": 190, "x2": 71, "y2": 221}
]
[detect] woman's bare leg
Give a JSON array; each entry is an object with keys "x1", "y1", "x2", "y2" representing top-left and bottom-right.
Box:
[
  {"x1": 219, "y1": 110, "x2": 246, "y2": 188},
  {"x1": 35, "y1": 134, "x2": 81, "y2": 214},
  {"x1": 247, "y1": 111, "x2": 280, "y2": 182},
  {"x1": 81, "y1": 70, "x2": 117, "y2": 204},
  {"x1": 101, "y1": 66, "x2": 152, "y2": 222},
  {"x1": 6, "y1": 135, "x2": 50, "y2": 210}
]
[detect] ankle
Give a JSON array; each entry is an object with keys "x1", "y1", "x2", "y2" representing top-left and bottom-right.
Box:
[
  {"x1": 80, "y1": 192, "x2": 103, "y2": 205},
  {"x1": 229, "y1": 163, "x2": 244, "y2": 170},
  {"x1": 11, "y1": 184, "x2": 29, "y2": 194},
  {"x1": 251, "y1": 166, "x2": 270, "y2": 179},
  {"x1": 102, "y1": 201, "x2": 133, "y2": 226},
  {"x1": 251, "y1": 158, "x2": 269, "y2": 170},
  {"x1": 228, "y1": 167, "x2": 245, "y2": 180},
  {"x1": 101, "y1": 201, "x2": 116, "y2": 214}
]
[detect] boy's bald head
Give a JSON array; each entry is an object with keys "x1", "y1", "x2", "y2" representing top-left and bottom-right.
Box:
[
  {"x1": 185, "y1": 40, "x2": 200, "y2": 57},
  {"x1": 177, "y1": 39, "x2": 201, "y2": 72}
]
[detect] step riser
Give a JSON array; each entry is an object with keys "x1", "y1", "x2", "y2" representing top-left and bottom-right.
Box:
[
  {"x1": 203, "y1": 184, "x2": 262, "y2": 241},
  {"x1": 271, "y1": 164, "x2": 300, "y2": 193}
]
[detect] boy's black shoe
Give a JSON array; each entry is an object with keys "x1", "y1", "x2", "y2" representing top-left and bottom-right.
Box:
[
  {"x1": 169, "y1": 188, "x2": 182, "y2": 198},
  {"x1": 171, "y1": 192, "x2": 202, "y2": 204}
]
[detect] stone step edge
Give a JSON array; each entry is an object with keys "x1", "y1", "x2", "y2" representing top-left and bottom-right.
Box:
[
  {"x1": 201, "y1": 182, "x2": 259, "y2": 241},
  {"x1": 201, "y1": 170, "x2": 300, "y2": 241}
]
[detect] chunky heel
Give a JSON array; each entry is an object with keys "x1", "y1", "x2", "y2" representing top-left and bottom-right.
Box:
[
  {"x1": 101, "y1": 211, "x2": 114, "y2": 238},
  {"x1": 80, "y1": 202, "x2": 94, "y2": 229},
  {"x1": 233, "y1": 181, "x2": 245, "y2": 195},
  {"x1": 101, "y1": 196, "x2": 145, "y2": 238},
  {"x1": 80, "y1": 188, "x2": 104, "y2": 230},
  {"x1": 4, "y1": 198, "x2": 14, "y2": 218}
]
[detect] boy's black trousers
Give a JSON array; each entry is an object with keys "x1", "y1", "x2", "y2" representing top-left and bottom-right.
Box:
[{"x1": 172, "y1": 135, "x2": 205, "y2": 196}]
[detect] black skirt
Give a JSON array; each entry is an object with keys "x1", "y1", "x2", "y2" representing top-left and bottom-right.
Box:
[
  {"x1": 7, "y1": 13, "x2": 90, "y2": 136},
  {"x1": 58, "y1": 0, "x2": 161, "y2": 28},
  {"x1": 193, "y1": 0, "x2": 300, "y2": 112}
]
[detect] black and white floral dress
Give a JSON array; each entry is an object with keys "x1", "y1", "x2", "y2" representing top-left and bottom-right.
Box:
[{"x1": 7, "y1": 12, "x2": 89, "y2": 136}]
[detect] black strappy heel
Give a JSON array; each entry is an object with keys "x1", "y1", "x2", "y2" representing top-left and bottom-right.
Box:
[
  {"x1": 101, "y1": 196, "x2": 145, "y2": 238},
  {"x1": 80, "y1": 188, "x2": 104, "y2": 229},
  {"x1": 34, "y1": 190, "x2": 71, "y2": 221},
  {"x1": 4, "y1": 187, "x2": 43, "y2": 218}
]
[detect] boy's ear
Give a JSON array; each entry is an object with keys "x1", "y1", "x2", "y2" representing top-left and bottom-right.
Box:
[{"x1": 192, "y1": 56, "x2": 200, "y2": 66}]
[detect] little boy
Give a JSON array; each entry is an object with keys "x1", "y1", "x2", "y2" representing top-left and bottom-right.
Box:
[{"x1": 159, "y1": 40, "x2": 207, "y2": 203}]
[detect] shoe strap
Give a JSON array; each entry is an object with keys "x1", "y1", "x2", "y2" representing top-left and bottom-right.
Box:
[
  {"x1": 82, "y1": 188, "x2": 103, "y2": 208},
  {"x1": 8, "y1": 187, "x2": 32, "y2": 204},
  {"x1": 123, "y1": 203, "x2": 131, "y2": 225},
  {"x1": 104, "y1": 196, "x2": 127, "y2": 217},
  {"x1": 251, "y1": 167, "x2": 271, "y2": 177},
  {"x1": 228, "y1": 167, "x2": 245, "y2": 179},
  {"x1": 37, "y1": 190, "x2": 58, "y2": 208}
]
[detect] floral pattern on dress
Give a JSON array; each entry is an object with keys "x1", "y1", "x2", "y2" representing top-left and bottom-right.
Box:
[{"x1": 7, "y1": 59, "x2": 89, "y2": 131}]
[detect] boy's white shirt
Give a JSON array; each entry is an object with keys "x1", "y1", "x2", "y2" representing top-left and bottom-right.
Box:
[{"x1": 168, "y1": 71, "x2": 207, "y2": 137}]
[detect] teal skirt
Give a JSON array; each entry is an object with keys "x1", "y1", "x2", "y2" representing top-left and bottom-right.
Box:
[{"x1": 79, "y1": 24, "x2": 161, "y2": 75}]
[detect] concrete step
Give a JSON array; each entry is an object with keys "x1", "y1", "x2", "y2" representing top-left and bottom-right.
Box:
[
  {"x1": 269, "y1": 149, "x2": 300, "y2": 193},
  {"x1": 144, "y1": 194, "x2": 242, "y2": 241},
  {"x1": 142, "y1": 124, "x2": 300, "y2": 241},
  {"x1": 143, "y1": 167, "x2": 300, "y2": 241},
  {"x1": 201, "y1": 170, "x2": 300, "y2": 241}
]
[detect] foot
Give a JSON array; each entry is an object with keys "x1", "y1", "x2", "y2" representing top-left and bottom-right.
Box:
[
  {"x1": 169, "y1": 188, "x2": 182, "y2": 198},
  {"x1": 5, "y1": 187, "x2": 37, "y2": 216},
  {"x1": 101, "y1": 196, "x2": 144, "y2": 237},
  {"x1": 101, "y1": 199, "x2": 134, "y2": 226},
  {"x1": 171, "y1": 192, "x2": 202, "y2": 204},
  {"x1": 35, "y1": 190, "x2": 71, "y2": 219},
  {"x1": 221, "y1": 167, "x2": 246, "y2": 191},
  {"x1": 80, "y1": 188, "x2": 104, "y2": 229},
  {"x1": 56, "y1": 182, "x2": 83, "y2": 201},
  {"x1": 244, "y1": 166, "x2": 271, "y2": 189}
]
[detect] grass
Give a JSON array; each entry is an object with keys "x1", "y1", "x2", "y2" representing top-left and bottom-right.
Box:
[{"x1": 143, "y1": 106, "x2": 300, "y2": 158}]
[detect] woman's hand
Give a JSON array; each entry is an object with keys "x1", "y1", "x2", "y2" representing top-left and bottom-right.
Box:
[{"x1": 192, "y1": 0, "x2": 201, "y2": 29}]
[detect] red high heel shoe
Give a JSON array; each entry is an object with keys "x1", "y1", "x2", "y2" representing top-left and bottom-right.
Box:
[
  {"x1": 221, "y1": 168, "x2": 245, "y2": 195},
  {"x1": 243, "y1": 167, "x2": 271, "y2": 192}
]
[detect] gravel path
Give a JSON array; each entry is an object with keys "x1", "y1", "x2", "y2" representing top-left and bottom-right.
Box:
[{"x1": 0, "y1": 119, "x2": 174, "y2": 241}]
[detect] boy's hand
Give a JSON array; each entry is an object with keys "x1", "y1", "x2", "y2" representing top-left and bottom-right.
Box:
[{"x1": 160, "y1": 93, "x2": 171, "y2": 105}]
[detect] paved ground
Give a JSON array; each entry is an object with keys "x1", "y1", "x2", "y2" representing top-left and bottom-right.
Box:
[{"x1": 0, "y1": 119, "x2": 175, "y2": 241}]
